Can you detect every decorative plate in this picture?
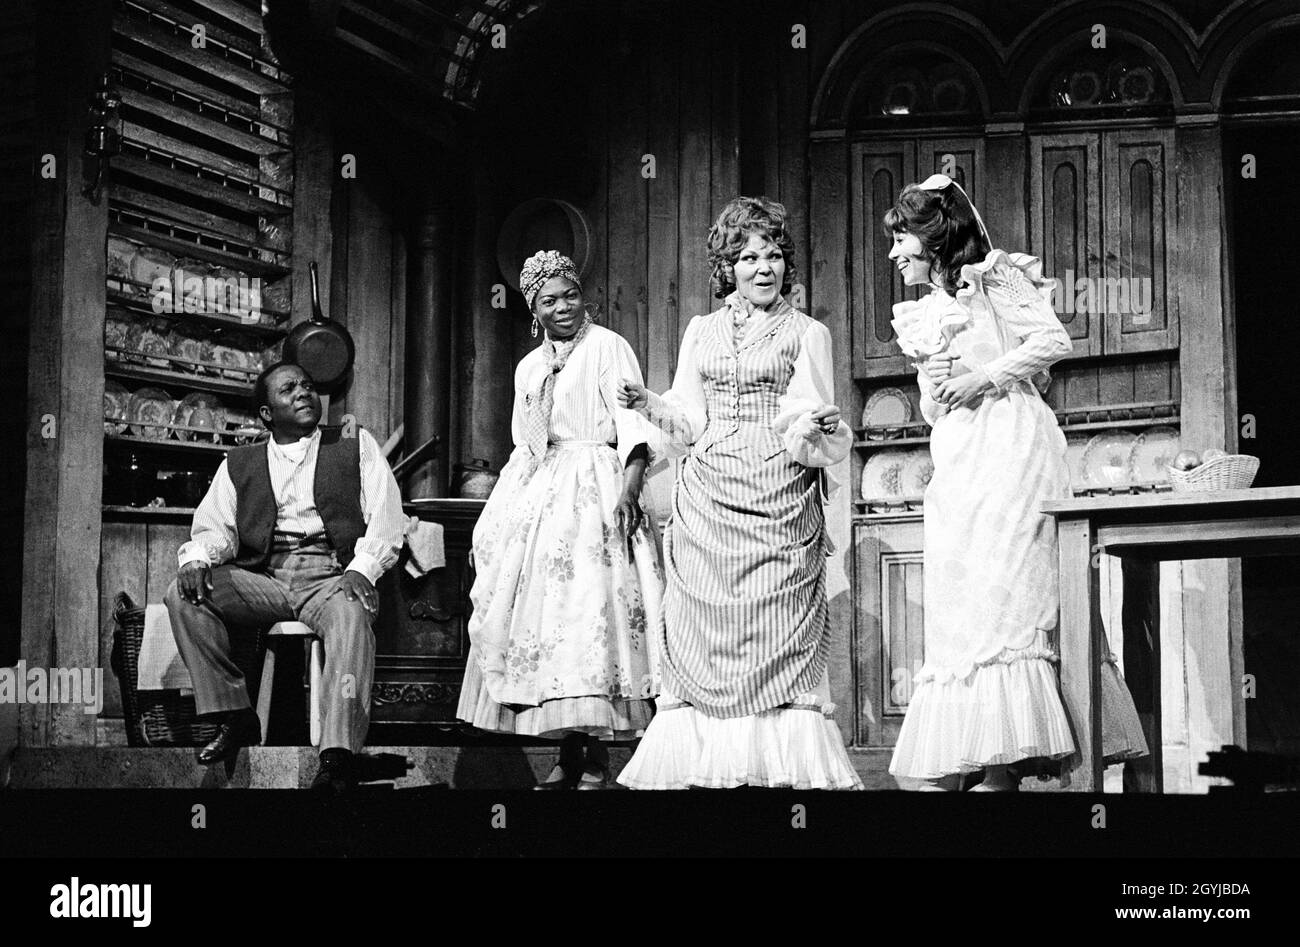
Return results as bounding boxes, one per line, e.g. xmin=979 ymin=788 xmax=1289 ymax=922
xmin=104 ymin=380 xmax=130 ymax=435
xmin=211 ymin=345 xmax=249 ymax=378
xmin=129 ymin=245 xmax=174 ymax=287
xmin=1128 ymin=426 xmax=1180 ymax=484
xmin=137 ymin=328 xmax=170 ymax=367
xmin=174 ymin=392 xmax=226 ymax=443
xmin=168 ymin=334 xmax=205 ymax=367
xmin=862 ymin=387 xmax=913 ymax=435
xmin=128 ymin=387 xmax=175 ymax=440
xmin=1081 ymin=430 xmax=1139 ymax=487
xmin=121 ymin=323 xmax=147 ymax=364
xmin=107 ymin=237 xmax=137 ymax=282
xmin=1064 ymin=432 xmax=1091 ymax=489
xmin=104 ymin=318 xmax=130 ymax=353
xmin=902 ymin=447 xmax=934 ymax=495
xmin=861 ymin=449 xmax=912 ymax=500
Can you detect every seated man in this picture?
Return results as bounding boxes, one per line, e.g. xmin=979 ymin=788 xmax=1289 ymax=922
xmin=165 ymin=362 xmax=405 ymax=792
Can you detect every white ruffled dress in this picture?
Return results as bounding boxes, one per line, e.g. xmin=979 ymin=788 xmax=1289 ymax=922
xmin=457 ymin=324 xmax=663 ymax=740
xmin=888 ymin=251 xmax=1148 ymax=782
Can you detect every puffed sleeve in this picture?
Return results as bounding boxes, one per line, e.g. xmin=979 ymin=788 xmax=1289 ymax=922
xmin=509 ymin=353 xmax=541 ymax=450
xmin=598 ymin=330 xmax=651 ymax=469
xmin=976 ymin=260 xmax=1072 ymax=392
xmin=772 ymin=319 xmax=852 ymax=471
xmin=639 ymin=316 xmax=708 ymax=458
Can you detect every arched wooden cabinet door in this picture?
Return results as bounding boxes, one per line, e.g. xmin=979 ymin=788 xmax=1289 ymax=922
xmin=850 ymin=137 xmax=984 ymax=379
xmin=1102 ymin=127 xmax=1177 ymax=354
xmin=1030 ymin=128 xmax=1178 ymax=359
xmin=1030 ymin=133 xmax=1104 ymax=358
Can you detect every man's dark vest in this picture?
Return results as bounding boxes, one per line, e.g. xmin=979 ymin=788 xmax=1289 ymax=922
xmin=226 ymin=426 xmax=365 ymax=569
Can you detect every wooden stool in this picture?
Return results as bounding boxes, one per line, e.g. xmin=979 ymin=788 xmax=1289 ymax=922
xmin=256 ymin=621 xmax=324 ymax=747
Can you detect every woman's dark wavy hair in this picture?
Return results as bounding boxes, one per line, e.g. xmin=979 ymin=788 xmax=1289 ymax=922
xmin=707 ymin=196 xmax=797 ymax=299
xmin=882 ymin=182 xmax=991 ymax=295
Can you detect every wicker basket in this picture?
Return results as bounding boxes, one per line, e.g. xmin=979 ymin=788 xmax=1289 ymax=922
xmin=1166 ymin=454 xmax=1260 ymax=492
xmin=109 ymin=591 xmax=263 ymax=747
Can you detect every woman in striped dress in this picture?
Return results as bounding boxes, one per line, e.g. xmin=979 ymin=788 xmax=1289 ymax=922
xmin=457 ymin=250 xmax=663 ymax=790
xmin=884 ymin=175 xmax=1146 ymax=790
xmin=615 ymin=197 xmax=862 ymax=789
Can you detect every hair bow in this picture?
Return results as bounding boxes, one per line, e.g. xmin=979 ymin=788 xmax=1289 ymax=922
xmin=918 ymin=173 xmax=991 ymax=245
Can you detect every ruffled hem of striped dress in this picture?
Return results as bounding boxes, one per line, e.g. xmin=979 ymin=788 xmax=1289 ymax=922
xmin=457 ymin=653 xmax=654 ymax=740
xmin=616 ymin=701 xmax=863 ymax=790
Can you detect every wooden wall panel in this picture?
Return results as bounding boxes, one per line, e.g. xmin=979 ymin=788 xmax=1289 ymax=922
xmin=778 ymin=0 xmax=812 ymax=299
xmin=1174 ymin=122 xmax=1241 ymax=779
xmin=584 ymin=43 xmax=611 ymax=336
xmin=339 ymin=172 xmax=397 ymax=439
xmin=676 ymin=24 xmax=713 ymax=333
xmin=22 ymin=0 xmax=111 ymax=747
xmin=606 ymin=36 xmax=649 ymax=366
xmin=645 ymin=6 xmax=681 ymax=391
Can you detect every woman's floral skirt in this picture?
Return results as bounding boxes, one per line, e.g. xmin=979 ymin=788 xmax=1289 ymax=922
xmin=456 ymin=442 xmax=663 ymax=738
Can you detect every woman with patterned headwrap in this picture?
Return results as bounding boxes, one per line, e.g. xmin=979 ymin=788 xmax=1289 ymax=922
xmin=456 ymin=250 xmax=663 ymax=790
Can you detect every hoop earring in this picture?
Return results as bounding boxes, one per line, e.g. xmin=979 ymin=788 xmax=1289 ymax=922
xmin=530 ymin=315 xmax=539 ymax=338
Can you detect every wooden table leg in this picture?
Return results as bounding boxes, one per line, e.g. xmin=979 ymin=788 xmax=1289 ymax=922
xmin=1057 ymin=517 xmax=1104 ymax=791
xmin=1121 ymin=557 xmax=1163 ymax=792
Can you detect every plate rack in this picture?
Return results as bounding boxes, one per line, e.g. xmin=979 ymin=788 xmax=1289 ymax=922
xmin=854 ymin=399 xmax=1184 ymax=510
xmin=102 ymin=0 xmax=293 ymax=518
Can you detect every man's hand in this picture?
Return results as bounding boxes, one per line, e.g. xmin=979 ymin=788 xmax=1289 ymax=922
xmin=332 ymin=571 xmax=379 ymax=614
xmin=933 ymin=369 xmax=993 ymax=410
xmin=612 ymin=493 xmax=643 ymax=541
xmin=617 ymin=379 xmax=648 ymax=410
xmin=177 ymin=561 xmax=214 ymax=606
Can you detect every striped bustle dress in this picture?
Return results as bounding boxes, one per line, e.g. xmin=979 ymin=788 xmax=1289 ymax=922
xmin=617 ymin=292 xmax=863 ymax=789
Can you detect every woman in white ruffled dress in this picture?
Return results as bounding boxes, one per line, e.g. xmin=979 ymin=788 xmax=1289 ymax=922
xmin=616 ymin=197 xmax=862 ymax=789
xmin=884 ymin=175 xmax=1147 ymax=790
xmin=457 ymin=250 xmax=663 ymax=790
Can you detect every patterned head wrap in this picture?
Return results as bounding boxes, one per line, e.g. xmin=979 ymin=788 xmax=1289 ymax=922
xmin=520 ymin=250 xmax=582 ymax=309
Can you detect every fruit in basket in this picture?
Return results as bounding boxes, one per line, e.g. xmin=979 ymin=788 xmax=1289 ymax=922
xmin=1202 ymin=448 xmax=1228 ymax=462
xmin=1172 ymin=450 xmax=1201 ymax=471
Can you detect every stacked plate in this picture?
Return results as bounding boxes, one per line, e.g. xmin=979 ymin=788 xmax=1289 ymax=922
xmin=1075 ymin=426 xmax=1181 ymax=488
xmin=861 ymin=387 xmax=913 ymax=438
xmin=861 ymin=447 xmax=933 ymax=501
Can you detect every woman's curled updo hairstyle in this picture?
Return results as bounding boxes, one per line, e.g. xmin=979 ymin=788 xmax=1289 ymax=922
xmin=707 ymin=196 xmax=797 ymax=299
xmin=883 ymin=182 xmax=991 ymax=296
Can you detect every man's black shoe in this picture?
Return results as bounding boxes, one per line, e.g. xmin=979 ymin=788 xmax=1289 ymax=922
xmin=311 ymin=748 xmax=357 ymax=793
xmin=194 ymin=709 xmax=261 ymax=765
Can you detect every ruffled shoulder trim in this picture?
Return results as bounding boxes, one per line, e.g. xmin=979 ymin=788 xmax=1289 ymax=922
xmin=890 ymin=289 xmax=969 ymax=359
xmin=957 ymin=249 xmax=1055 ymax=308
